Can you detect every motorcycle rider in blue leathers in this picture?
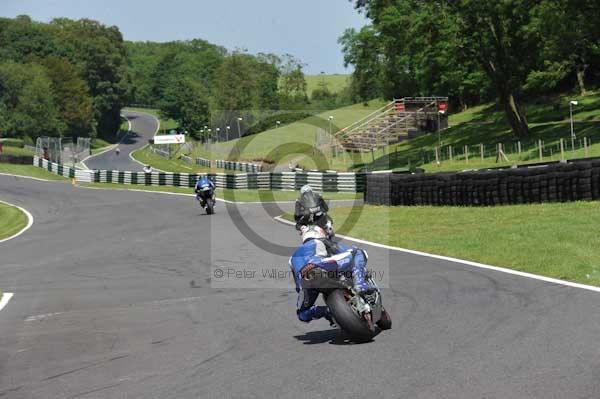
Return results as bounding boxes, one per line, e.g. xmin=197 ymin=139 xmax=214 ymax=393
xmin=195 ymin=176 xmax=215 ymax=207
xmin=289 ymin=226 xmax=371 ymax=323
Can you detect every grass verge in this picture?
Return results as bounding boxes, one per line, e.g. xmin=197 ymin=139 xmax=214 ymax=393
xmin=80 ymin=182 xmax=360 ymax=202
xmin=0 ymin=202 xmax=28 ymax=240
xmin=0 ymin=163 xmax=67 ymax=181
xmin=283 ymin=201 xmax=600 ymax=286
xmin=131 ymin=146 xmax=221 ymax=173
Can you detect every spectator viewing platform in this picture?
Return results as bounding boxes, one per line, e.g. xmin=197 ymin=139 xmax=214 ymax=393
xmin=337 ymin=97 xmax=449 ymax=151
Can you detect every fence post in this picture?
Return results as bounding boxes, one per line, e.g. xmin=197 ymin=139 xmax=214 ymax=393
xmin=538 ymin=140 xmax=543 ymax=161
xmin=465 ymin=145 xmax=469 ymax=164
xmin=517 ymin=141 xmax=522 ymax=160
xmin=435 ymin=146 xmax=440 ymax=166
xmin=560 ymin=138 xmax=565 ymax=161
xmin=449 ymin=146 xmax=453 ymax=161
xmin=584 ymin=137 xmax=589 ymax=157
xmin=480 ymin=144 xmax=484 ymax=162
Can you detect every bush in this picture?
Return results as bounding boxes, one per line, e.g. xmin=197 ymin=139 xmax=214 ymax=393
xmin=1 ymin=138 xmax=24 ymax=148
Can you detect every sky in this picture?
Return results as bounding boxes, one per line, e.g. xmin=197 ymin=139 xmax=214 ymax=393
xmin=0 ymin=0 xmax=368 ymax=74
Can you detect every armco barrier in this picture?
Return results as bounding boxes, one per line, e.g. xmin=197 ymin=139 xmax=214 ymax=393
xmin=216 ymin=160 xmax=262 ymax=172
xmin=33 ymin=156 xmax=367 ymax=192
xmin=366 ymin=161 xmax=600 ymax=206
xmin=34 ymin=156 xmax=76 ymax=178
xmin=196 ymin=157 xmax=211 ymax=167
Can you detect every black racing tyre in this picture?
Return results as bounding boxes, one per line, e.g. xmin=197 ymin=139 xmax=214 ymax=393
xmin=206 ymin=200 xmax=214 ymax=215
xmin=325 ymin=289 xmax=376 ymax=342
xmin=376 ymin=308 xmax=392 ymax=330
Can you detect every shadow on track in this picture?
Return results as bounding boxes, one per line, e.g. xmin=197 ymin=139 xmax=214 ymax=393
xmin=294 ymin=329 xmax=373 ymax=345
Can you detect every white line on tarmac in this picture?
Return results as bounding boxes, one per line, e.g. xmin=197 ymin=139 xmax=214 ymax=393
xmin=0 ymin=293 xmax=14 ymax=312
xmin=0 ymin=199 xmax=34 ymax=244
xmin=274 ymin=215 xmax=600 ymax=295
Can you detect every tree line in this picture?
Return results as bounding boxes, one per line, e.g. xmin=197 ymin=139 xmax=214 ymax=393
xmin=127 ymin=41 xmax=351 ymax=140
xmin=0 ymin=15 xmax=129 ymax=141
xmin=341 ymin=0 xmax=600 ymax=137
xmin=1 ymin=15 xmax=351 ymax=143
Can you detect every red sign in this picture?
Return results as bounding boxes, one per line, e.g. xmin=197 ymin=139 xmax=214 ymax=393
xmin=395 ymin=102 xmax=405 ymax=112
xmin=438 ymin=102 xmax=448 ymax=113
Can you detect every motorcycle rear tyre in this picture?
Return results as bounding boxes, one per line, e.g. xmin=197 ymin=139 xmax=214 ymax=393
xmin=326 ymin=289 xmax=376 ymax=342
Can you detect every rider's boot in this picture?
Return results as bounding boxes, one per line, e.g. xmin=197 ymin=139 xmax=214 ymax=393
xmin=297 ymin=305 xmax=330 ymax=323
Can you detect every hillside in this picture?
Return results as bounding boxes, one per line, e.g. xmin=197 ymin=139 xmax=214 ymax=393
xmin=304 ymin=74 xmax=350 ymax=96
xmin=362 ymin=92 xmax=600 ymax=172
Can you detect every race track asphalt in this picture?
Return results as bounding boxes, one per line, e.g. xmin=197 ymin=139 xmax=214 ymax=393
xmin=83 ymin=111 xmax=158 ymax=172
xmin=1 ymin=175 xmax=600 ymax=398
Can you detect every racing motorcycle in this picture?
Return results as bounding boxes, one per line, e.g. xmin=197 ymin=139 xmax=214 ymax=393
xmin=196 ymin=187 xmax=215 ymax=215
xmin=301 ymin=264 xmax=392 ymax=342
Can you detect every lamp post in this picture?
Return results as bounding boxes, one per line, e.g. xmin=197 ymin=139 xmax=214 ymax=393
xmin=237 ymin=117 xmax=243 ymax=139
xmin=226 ymin=126 xmax=230 ymax=141
xmin=216 ymin=128 xmax=221 ymax=143
xmin=570 ymin=100 xmax=578 ymax=155
xmin=207 ymin=128 xmax=212 ymax=144
xmin=437 ymin=111 xmax=444 ymax=148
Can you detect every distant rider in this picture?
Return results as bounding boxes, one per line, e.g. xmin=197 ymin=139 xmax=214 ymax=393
xmin=195 ymin=176 xmax=216 ymax=207
xmin=115 ymin=147 xmax=120 ymax=156
xmin=294 ymin=184 xmax=333 ymax=237
xmin=289 ymin=226 xmax=371 ymax=324
xmin=143 ymin=165 xmax=153 ymax=173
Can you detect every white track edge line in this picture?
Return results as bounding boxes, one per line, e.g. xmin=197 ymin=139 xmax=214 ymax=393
xmin=0 ymin=293 xmax=14 ymax=312
xmin=273 ymin=215 xmax=600 ymax=294
xmin=0 ymin=200 xmax=34 ymax=244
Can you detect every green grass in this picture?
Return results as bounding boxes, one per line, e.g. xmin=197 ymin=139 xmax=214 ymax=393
xmin=284 ymin=201 xmax=600 ymax=286
xmin=0 ymin=202 xmax=28 ymax=240
xmin=131 ymin=146 xmax=228 ymax=173
xmin=304 ymin=74 xmax=350 ymax=97
xmin=81 ymin=182 xmax=360 ymax=202
xmin=190 ymin=99 xmax=386 ymax=169
xmin=0 ymin=163 xmax=68 ymax=180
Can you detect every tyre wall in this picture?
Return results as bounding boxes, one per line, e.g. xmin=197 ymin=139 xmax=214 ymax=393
xmin=365 ymin=162 xmax=600 ymax=206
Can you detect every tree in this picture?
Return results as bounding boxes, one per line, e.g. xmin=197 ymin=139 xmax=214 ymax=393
xmin=159 ymin=78 xmax=210 ymax=139
xmin=214 ymin=53 xmax=258 ymax=111
xmin=256 ymin=53 xmax=281 ymax=110
xmin=0 ymin=62 xmax=63 ymax=138
xmin=529 ymin=0 xmax=600 ymax=96
xmin=49 ymin=18 xmax=129 ymax=137
xmin=279 ymin=55 xmax=308 ymax=109
xmin=39 ymin=56 xmax=95 ymax=138
xmin=340 ymin=27 xmax=384 ymax=102
xmin=352 ymin=0 xmax=537 ymax=137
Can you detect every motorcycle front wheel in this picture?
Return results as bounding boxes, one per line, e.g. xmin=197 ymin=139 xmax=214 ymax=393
xmin=325 ymin=289 xmax=376 ymax=342
xmin=206 ymin=199 xmax=214 ymax=215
